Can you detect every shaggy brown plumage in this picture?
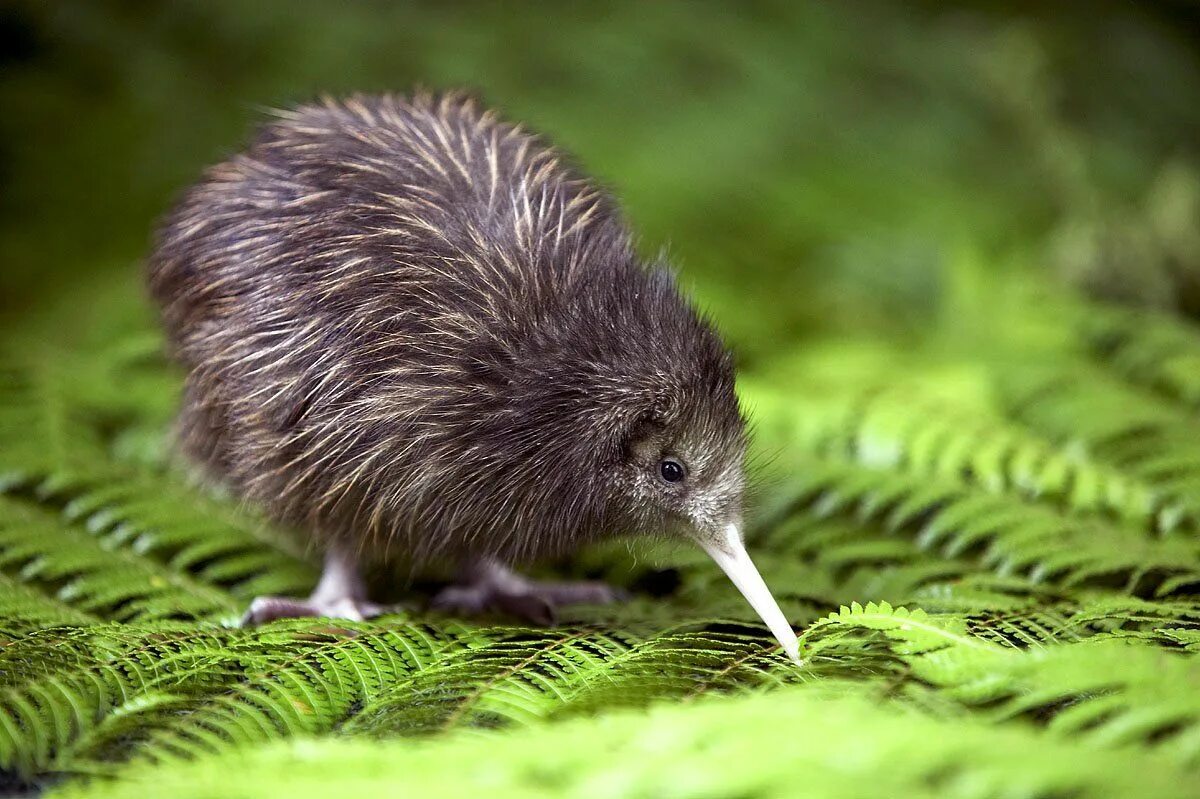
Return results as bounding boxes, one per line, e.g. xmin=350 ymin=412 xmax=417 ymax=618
xmin=149 ymin=92 xmax=797 ymax=661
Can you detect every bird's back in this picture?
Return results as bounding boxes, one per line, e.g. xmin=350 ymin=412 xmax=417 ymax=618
xmin=148 ymin=92 xmax=671 ymax=562
xmin=151 ymin=92 xmax=630 ymax=362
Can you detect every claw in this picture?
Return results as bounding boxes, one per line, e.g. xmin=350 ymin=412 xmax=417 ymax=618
xmin=240 ymin=595 xmax=386 ymax=625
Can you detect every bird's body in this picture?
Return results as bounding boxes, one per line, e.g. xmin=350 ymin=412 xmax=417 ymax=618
xmin=150 ymin=92 xmax=799 ymax=662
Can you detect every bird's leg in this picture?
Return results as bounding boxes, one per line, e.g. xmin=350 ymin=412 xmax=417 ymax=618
xmin=241 ymin=546 xmax=384 ymax=625
xmin=430 ymin=558 xmax=626 ymax=625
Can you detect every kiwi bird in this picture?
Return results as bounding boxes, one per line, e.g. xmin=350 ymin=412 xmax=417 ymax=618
xmin=148 ymin=92 xmax=799 ymax=663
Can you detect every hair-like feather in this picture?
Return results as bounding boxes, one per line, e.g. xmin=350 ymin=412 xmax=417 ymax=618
xmin=149 ymin=91 xmax=745 ymax=567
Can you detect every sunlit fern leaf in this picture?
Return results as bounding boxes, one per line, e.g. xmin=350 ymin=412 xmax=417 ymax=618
xmin=776 ymin=460 xmax=1200 ymax=598
xmin=543 ymin=623 xmax=803 ymax=719
xmin=1000 ymin=363 xmax=1200 ymax=530
xmin=52 ymin=687 xmax=1199 ymax=799
xmin=1060 ymin=595 xmax=1200 ymax=647
xmin=1157 ymin=628 xmax=1200 ymax=651
xmin=1082 ymin=304 xmax=1200 ymax=411
xmin=964 ymin=603 xmax=1084 ymax=647
xmin=340 ymin=627 xmax=641 ymax=736
xmin=0 ymin=624 xmax=244 ymax=776
xmin=804 ymin=601 xmax=1200 ymax=764
xmin=0 ymin=497 xmax=237 ymax=622
xmin=307 ymin=622 xmax=805 ymax=740
xmin=9 ymin=470 xmax=316 ymax=601
xmin=803 ymin=601 xmax=998 ymax=656
xmin=132 ymin=620 xmax=480 ymax=763
xmin=779 ymin=386 xmax=1168 ymax=531
xmin=1 ymin=619 xmax=485 ymax=778
xmin=907 ymin=581 xmax=1199 ymax=647
xmin=0 ymin=575 xmax=99 ymax=630
xmin=0 ymin=627 xmax=116 ymax=689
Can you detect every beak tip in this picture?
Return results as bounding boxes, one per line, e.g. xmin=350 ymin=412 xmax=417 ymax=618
xmin=777 ymin=628 xmax=803 ymax=666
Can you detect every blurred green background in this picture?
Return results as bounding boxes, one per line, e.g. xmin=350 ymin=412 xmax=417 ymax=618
xmin=4 ymin=1 xmax=1199 ymax=360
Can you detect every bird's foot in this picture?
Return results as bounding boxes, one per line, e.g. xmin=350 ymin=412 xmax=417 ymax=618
xmin=240 ymin=594 xmax=386 ymax=625
xmin=430 ymin=560 xmax=627 ymax=625
xmin=240 ymin=546 xmax=384 ymax=626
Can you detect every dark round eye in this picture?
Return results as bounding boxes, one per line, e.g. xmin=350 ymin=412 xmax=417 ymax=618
xmin=658 ymin=457 xmax=686 ymax=484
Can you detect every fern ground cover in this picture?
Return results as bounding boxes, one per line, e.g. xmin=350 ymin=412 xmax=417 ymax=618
xmin=4 ymin=2 xmax=1200 ymax=797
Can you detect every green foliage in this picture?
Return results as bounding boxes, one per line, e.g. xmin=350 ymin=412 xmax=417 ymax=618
xmin=49 ymin=687 xmax=1200 ymax=799
xmin=4 ymin=285 xmax=1200 ymax=797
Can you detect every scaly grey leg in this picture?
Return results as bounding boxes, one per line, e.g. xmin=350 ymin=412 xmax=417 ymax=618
xmin=241 ymin=547 xmax=384 ymax=625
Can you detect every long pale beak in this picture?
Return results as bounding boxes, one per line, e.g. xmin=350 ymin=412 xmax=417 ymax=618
xmin=699 ymin=522 xmax=802 ymax=665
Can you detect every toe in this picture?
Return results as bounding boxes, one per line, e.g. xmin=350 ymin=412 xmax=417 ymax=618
xmin=241 ymin=596 xmax=317 ymax=626
xmin=356 ymin=600 xmax=389 ymax=619
xmin=430 ymin=584 xmax=557 ymax=625
xmin=323 ymin=597 xmax=366 ymax=621
xmin=241 ymin=596 xmax=389 ymax=625
xmin=496 ymin=592 xmax=556 ymax=626
xmin=430 ymin=585 xmax=488 ymax=615
xmin=541 ymin=582 xmax=630 ymax=606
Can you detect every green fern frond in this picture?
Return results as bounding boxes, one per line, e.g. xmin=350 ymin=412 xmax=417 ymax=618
xmin=0 ymin=574 xmax=99 ymax=630
xmin=804 ymin=601 xmax=1200 ymax=763
xmin=0 ymin=623 xmax=242 ymax=776
xmin=13 ymin=470 xmax=315 ymax=602
xmin=0 ymin=497 xmax=237 ymax=623
xmin=1062 ymin=595 xmax=1200 ymax=646
xmin=781 ymin=386 xmax=1170 ymax=531
xmin=341 ymin=627 xmax=638 ymax=736
xmin=133 ymin=620 xmax=478 ymax=762
xmin=0 ymin=351 xmax=106 ymax=479
xmin=775 ymin=460 xmax=1200 ymax=598
xmin=1000 ymin=364 xmax=1200 ymax=521
xmin=1082 ymin=304 xmax=1200 ymax=410
xmin=51 ymin=687 xmax=1199 ymax=799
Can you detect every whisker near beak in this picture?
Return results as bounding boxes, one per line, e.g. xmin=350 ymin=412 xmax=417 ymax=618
xmin=698 ymin=522 xmax=802 ymax=665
